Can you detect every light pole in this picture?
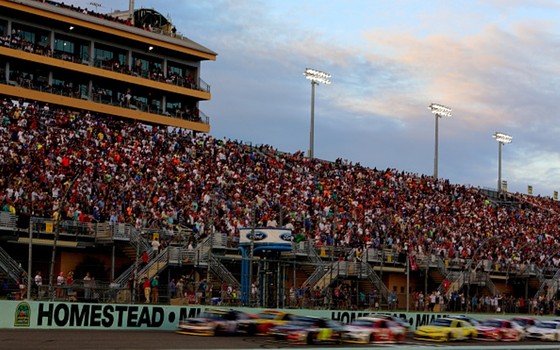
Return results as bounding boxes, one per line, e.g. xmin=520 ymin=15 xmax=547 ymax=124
xmin=304 ymin=68 xmax=331 ymax=159
xmin=248 ymin=201 xmax=257 ymax=306
xmin=493 ymin=132 xmax=513 ymax=195
xmin=429 ymin=103 xmax=452 ymax=179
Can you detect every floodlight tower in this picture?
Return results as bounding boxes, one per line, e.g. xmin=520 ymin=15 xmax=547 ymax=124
xmin=493 ymin=132 xmax=513 ymax=195
xmin=304 ymin=68 xmax=331 ymax=159
xmin=429 ymin=103 xmax=452 ymax=179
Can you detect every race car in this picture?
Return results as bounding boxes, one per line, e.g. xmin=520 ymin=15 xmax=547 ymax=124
xmin=475 ymin=318 xmax=524 ymax=341
xmin=342 ymin=317 xmax=406 ymax=343
xmin=511 ymin=317 xmax=538 ymax=330
xmin=270 ymin=316 xmax=346 ymax=345
xmin=446 ymin=314 xmax=481 ymax=326
xmin=414 ymin=317 xmax=477 ymax=342
xmin=370 ymin=314 xmax=411 ymax=331
xmin=177 ymin=308 xmax=257 ymax=336
xmin=253 ymin=310 xmax=298 ymax=335
xmin=526 ymin=321 xmax=560 ymax=341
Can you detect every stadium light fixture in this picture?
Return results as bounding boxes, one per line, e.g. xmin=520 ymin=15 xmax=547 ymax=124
xmin=304 ymin=68 xmax=331 ymax=159
xmin=429 ymin=103 xmax=452 ymax=178
xmin=493 ymin=132 xmax=513 ymax=195
xmin=493 ymin=132 xmax=512 ymax=144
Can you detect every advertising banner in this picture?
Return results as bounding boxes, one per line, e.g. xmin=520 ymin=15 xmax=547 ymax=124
xmin=238 ymin=228 xmax=292 ymax=246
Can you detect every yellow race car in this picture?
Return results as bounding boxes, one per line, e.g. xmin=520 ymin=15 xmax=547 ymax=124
xmin=254 ymin=310 xmax=298 ymax=335
xmin=414 ymin=317 xmax=477 ymax=342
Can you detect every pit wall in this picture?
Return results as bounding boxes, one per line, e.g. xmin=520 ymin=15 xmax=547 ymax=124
xmin=2 ymin=300 xmax=556 ymax=331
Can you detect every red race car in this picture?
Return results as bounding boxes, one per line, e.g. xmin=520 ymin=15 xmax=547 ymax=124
xmin=476 ymin=318 xmax=524 ymax=341
xmin=342 ymin=317 xmax=406 ymax=344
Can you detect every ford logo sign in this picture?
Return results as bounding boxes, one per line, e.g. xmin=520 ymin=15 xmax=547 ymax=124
xmin=279 ymin=233 xmax=293 ymax=241
xmin=246 ymin=231 xmax=267 ymax=241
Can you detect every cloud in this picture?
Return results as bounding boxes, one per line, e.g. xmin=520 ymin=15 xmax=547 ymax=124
xmin=194 ymin=1 xmax=560 ymax=195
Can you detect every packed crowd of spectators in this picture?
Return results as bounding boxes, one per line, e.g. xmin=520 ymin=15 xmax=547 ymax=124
xmin=0 ymin=98 xmax=560 ymax=265
xmin=2 ymin=98 xmax=560 ymax=295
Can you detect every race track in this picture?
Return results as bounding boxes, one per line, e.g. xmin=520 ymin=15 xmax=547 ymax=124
xmin=3 ymin=330 xmax=560 ymax=350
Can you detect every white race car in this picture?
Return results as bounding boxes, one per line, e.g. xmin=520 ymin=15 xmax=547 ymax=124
xmin=526 ymin=321 xmax=560 ymax=341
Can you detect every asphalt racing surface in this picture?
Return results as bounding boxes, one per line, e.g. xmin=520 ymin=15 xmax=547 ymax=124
xmin=3 ymin=330 xmax=560 ymax=350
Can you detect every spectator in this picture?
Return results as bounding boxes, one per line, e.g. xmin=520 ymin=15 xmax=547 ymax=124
xmin=56 ymin=271 xmax=65 ymax=299
xmin=141 ymin=251 xmax=149 ymax=267
xmin=151 ymin=238 xmax=160 ymax=255
xmin=18 ymin=271 xmax=26 ymax=300
xmin=168 ymin=278 xmax=176 ymax=299
xmin=83 ymin=272 xmax=92 ymax=300
xmin=151 ymin=276 xmax=159 ymax=303
xmin=176 ymin=278 xmax=184 ymax=301
xmin=127 ymin=274 xmax=135 ymax=303
xmin=34 ymin=271 xmax=42 ymax=298
xmin=142 ymin=276 xmax=151 ymax=303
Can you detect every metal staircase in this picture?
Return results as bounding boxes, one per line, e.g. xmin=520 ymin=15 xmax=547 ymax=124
xmin=304 ymin=262 xmax=335 ymax=290
xmin=0 ymin=245 xmax=26 ymax=283
xmin=441 ymin=265 xmax=500 ymax=300
xmin=536 ymin=267 xmax=560 ymax=300
xmin=440 ymin=270 xmax=467 ymax=298
xmin=304 ymin=240 xmax=325 ymax=265
xmin=136 ymin=247 xmax=170 ymax=281
xmin=484 ymin=274 xmax=499 ymax=296
xmin=361 ymin=262 xmax=390 ymax=304
xmin=113 ymin=263 xmax=136 ymax=287
xmin=119 ymin=233 xmax=234 ymax=288
xmin=184 ymin=234 xmax=227 ymax=266
xmin=303 ymin=260 xmax=389 ymax=303
xmin=209 ymin=254 xmax=240 ymax=290
xmin=112 ymin=229 xmax=162 ymax=287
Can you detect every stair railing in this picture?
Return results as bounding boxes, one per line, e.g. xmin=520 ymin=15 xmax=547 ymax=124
xmin=0 ymin=245 xmax=26 ymax=283
xmin=536 ymin=266 xmax=560 ymax=300
xmin=136 ymin=247 xmax=170 ymax=281
xmin=209 ymin=254 xmax=241 ymax=290
xmin=360 ymin=261 xmax=390 ymax=303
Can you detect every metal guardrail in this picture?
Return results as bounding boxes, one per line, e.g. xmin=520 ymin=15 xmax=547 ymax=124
xmin=306 ymin=241 xmax=325 ymax=265
xmin=0 ymin=77 xmax=210 ymax=126
xmin=0 ymin=212 xmax=16 ymax=229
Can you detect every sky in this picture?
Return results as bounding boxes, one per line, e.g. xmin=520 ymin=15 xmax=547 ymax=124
xmin=68 ymin=0 xmax=560 ymax=197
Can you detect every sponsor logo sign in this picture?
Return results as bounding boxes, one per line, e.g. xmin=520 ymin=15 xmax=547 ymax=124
xmin=14 ymin=302 xmax=30 ymax=327
xmin=239 ymin=228 xmax=292 ymax=245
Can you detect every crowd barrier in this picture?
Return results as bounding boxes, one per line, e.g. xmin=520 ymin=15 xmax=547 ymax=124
xmin=3 ymin=300 xmax=558 ymax=331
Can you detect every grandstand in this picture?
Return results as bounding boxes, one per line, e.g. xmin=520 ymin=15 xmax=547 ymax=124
xmin=1 ymin=0 xmax=560 ymax=315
